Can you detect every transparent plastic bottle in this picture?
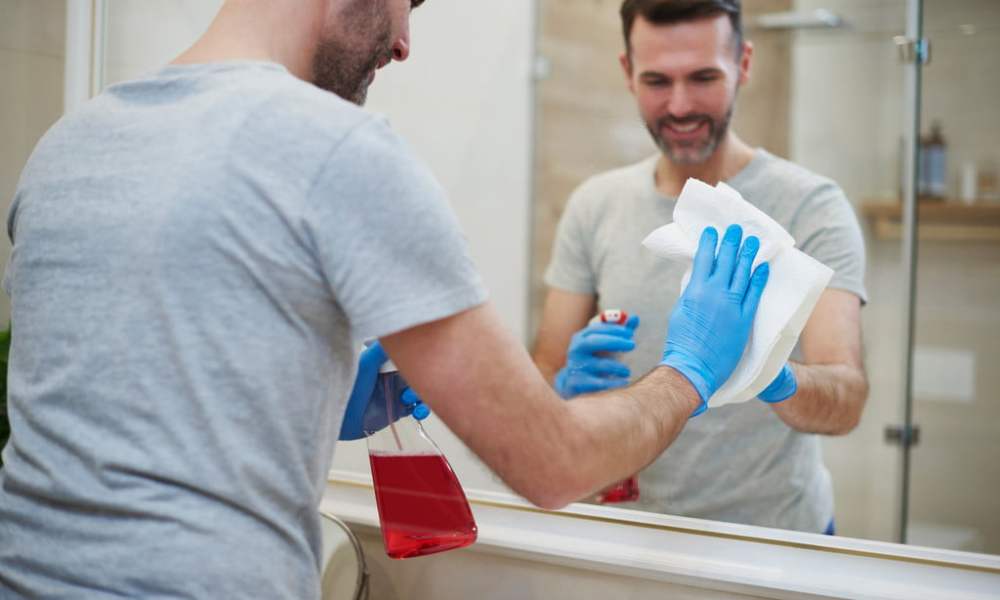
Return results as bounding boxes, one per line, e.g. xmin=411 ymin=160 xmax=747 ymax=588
xmin=594 ymin=309 xmax=640 ymax=505
xmin=365 ymin=358 xmax=477 ymax=559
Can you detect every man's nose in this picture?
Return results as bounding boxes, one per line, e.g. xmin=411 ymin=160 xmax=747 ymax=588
xmin=392 ymin=36 xmax=410 ymax=62
xmin=666 ymin=83 xmax=694 ymax=117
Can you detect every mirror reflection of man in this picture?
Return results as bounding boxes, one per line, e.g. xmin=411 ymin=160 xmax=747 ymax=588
xmin=533 ymin=0 xmax=869 ymax=534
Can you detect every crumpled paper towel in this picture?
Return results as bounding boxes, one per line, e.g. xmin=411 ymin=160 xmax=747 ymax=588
xmin=642 ymin=178 xmax=833 ymax=407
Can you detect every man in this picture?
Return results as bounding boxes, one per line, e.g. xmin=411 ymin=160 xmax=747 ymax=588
xmin=0 ymin=0 xmax=770 ymax=597
xmin=533 ymin=0 xmax=869 ymax=534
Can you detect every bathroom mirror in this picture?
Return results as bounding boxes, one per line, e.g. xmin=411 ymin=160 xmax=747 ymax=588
xmin=1 ymin=0 xmax=996 ymax=564
xmin=530 ymin=0 xmax=1000 ymax=554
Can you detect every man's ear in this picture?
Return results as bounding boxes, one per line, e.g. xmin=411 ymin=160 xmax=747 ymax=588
xmin=619 ymin=52 xmax=636 ymax=94
xmin=738 ymin=40 xmax=753 ymax=86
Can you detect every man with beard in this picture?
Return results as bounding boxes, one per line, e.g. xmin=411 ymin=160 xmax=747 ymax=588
xmin=533 ymin=0 xmax=869 ymax=534
xmin=0 ymin=0 xmax=774 ymax=597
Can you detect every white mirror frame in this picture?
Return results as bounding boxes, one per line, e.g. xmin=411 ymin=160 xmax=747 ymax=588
xmin=325 ymin=471 xmax=1000 ymax=599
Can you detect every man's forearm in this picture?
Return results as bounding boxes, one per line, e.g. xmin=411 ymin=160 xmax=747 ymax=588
xmin=770 ymin=362 xmax=868 ymax=435
xmin=553 ymin=366 xmax=701 ymax=502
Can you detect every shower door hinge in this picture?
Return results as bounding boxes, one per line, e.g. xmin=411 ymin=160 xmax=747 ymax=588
xmin=894 ymin=37 xmax=932 ymax=65
xmin=884 ymin=424 xmax=921 ymax=447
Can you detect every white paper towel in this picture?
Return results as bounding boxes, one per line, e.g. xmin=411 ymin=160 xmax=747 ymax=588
xmin=642 ymin=178 xmax=833 ymax=407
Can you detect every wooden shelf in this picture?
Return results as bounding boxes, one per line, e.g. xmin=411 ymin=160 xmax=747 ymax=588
xmin=860 ymin=199 xmax=1000 ymax=241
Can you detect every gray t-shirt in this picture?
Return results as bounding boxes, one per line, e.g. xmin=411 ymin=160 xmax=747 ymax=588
xmin=545 ymin=151 xmax=867 ymax=532
xmin=0 ymin=62 xmax=487 ymax=598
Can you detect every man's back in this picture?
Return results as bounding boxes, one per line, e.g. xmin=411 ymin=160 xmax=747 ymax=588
xmin=0 ymin=61 xmax=486 ymax=598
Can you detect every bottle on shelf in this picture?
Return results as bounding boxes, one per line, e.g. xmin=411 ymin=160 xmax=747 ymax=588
xmin=919 ymin=121 xmax=947 ymax=201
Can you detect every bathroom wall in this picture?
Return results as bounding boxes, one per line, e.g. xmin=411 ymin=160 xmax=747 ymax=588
xmin=102 ymin=0 xmax=223 ymax=85
xmin=0 ymin=0 xmax=67 ymax=323
xmin=328 ymin=0 xmax=536 ymax=495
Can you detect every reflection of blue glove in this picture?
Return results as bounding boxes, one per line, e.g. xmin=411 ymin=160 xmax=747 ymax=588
xmin=758 ymin=363 xmax=797 ymax=403
xmin=339 ymin=341 xmax=430 ymax=441
xmin=660 ymin=225 xmax=770 ymax=416
xmin=554 ymin=315 xmax=640 ymax=399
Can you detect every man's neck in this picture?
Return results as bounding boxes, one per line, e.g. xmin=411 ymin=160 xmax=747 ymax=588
xmin=654 ymin=132 xmax=755 ymax=197
xmin=171 ymin=0 xmax=324 ymax=83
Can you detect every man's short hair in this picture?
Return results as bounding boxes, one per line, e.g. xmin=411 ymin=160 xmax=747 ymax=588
xmin=620 ymin=0 xmax=743 ymax=59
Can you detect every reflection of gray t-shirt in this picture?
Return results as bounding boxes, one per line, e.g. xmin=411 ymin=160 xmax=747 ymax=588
xmin=0 ymin=62 xmax=487 ymax=599
xmin=545 ymin=151 xmax=867 ymax=532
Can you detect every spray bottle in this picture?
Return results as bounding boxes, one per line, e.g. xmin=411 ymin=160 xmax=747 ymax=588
xmin=365 ymin=355 xmax=478 ymax=558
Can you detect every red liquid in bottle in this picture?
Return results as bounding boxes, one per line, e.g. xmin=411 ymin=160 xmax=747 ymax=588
xmin=598 ymin=475 xmax=640 ymax=504
xmin=369 ymin=452 xmax=478 ymax=559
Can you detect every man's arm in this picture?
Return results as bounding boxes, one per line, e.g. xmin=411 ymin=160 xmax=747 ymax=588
xmin=381 ymin=302 xmax=699 ymax=510
xmin=531 ymin=289 xmax=596 ymax=384
xmin=382 ymin=224 xmax=767 ymax=510
xmin=768 ymin=289 xmax=868 ymax=435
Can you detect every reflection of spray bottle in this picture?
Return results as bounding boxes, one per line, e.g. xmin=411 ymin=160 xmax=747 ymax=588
xmin=365 ymin=356 xmax=477 ymax=559
xmin=595 ymin=309 xmax=640 ymax=505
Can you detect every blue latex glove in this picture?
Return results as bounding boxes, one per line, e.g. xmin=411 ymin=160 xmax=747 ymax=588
xmin=338 ymin=341 xmax=429 ymax=441
xmin=758 ymin=363 xmax=797 ymax=403
xmin=660 ymin=225 xmax=770 ymax=416
xmin=554 ymin=315 xmax=640 ymax=399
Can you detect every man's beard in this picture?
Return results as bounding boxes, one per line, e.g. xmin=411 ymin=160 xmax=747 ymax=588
xmin=312 ymin=3 xmax=392 ymax=105
xmin=647 ymin=102 xmax=735 ymax=165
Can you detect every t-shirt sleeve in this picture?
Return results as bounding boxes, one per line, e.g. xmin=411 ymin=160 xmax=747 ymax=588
xmin=543 ymin=187 xmax=598 ymax=294
xmin=304 ymin=116 xmax=488 ymax=341
xmin=794 ymin=183 xmax=869 ymax=304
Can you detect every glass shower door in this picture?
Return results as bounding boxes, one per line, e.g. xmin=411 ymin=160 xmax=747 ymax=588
xmin=783 ymin=0 xmax=915 ymax=544
xmin=904 ymin=0 xmax=1000 ymax=554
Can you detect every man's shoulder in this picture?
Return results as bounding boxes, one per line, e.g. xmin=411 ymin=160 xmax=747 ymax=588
xmin=255 ymin=73 xmax=378 ymax=141
xmin=736 ymin=150 xmax=859 ymax=233
xmin=747 ymin=150 xmax=843 ymax=203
